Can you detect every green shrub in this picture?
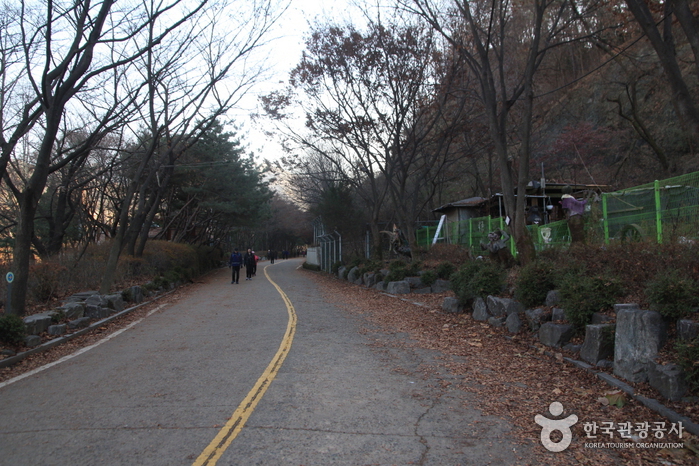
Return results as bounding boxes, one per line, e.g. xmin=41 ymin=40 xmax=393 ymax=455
xmin=676 ymin=337 xmax=699 ymax=393
xmin=645 ymin=271 xmax=699 ymax=320
xmin=0 ymin=314 xmax=26 ymax=346
xmin=420 ymin=270 xmax=437 ymax=287
xmin=450 ymin=260 xmax=506 ymax=305
xmin=436 ymin=262 xmax=456 ymax=280
xmin=406 ymin=261 xmax=423 ymax=276
xmin=515 ymin=260 xmax=557 ymax=308
xmin=383 ymin=267 xmax=407 ymax=283
xmin=558 ymin=271 xmax=624 ymax=329
xmin=331 ymin=261 xmax=343 ymax=275
xmin=389 ymin=260 xmax=407 ymax=271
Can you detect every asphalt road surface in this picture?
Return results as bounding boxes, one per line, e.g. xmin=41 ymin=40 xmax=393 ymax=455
xmin=0 ymin=258 xmax=530 ymax=465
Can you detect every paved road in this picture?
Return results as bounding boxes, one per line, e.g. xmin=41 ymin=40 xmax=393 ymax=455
xmin=0 ymin=258 xmax=529 ymax=465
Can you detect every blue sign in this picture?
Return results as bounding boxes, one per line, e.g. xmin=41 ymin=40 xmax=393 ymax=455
xmin=6 ymin=272 xmax=14 ymax=283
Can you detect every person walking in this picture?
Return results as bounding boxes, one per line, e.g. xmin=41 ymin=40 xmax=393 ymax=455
xmin=229 ymin=248 xmax=242 ymax=284
xmin=244 ymin=248 xmax=255 ymax=280
xmin=252 ymin=251 xmax=259 ymax=277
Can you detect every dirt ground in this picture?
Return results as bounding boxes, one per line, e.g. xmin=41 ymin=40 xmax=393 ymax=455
xmin=302 ymin=269 xmax=699 ymax=466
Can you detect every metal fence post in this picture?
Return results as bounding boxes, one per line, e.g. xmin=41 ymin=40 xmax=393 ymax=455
xmin=602 ymin=192 xmax=609 ymax=245
xmin=654 ymin=179 xmax=663 ymax=244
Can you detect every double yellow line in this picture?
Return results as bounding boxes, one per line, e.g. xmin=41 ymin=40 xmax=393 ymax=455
xmin=193 ymin=264 xmax=297 ymax=465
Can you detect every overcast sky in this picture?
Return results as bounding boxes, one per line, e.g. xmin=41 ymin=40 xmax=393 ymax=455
xmin=231 ymin=0 xmax=362 ymax=163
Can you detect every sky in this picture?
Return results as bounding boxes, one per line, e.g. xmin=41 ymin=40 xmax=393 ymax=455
xmin=230 ymin=0 xmax=361 ymax=164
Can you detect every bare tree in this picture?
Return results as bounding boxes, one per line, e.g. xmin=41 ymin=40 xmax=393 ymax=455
xmin=404 ymin=0 xmax=607 ymax=263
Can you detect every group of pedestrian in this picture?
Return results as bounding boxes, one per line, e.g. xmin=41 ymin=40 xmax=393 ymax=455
xmin=228 ymin=248 xmax=259 ymax=284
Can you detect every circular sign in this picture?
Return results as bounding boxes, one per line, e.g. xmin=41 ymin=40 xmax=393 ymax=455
xmin=6 ymin=272 xmax=14 ymax=283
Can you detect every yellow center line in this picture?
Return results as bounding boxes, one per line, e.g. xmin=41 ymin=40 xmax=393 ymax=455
xmin=193 ymin=264 xmax=297 ymax=466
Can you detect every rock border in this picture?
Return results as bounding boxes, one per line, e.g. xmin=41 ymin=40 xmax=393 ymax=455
xmin=0 ymin=287 xmax=178 ymax=370
xmin=378 ymin=289 xmax=699 ymax=438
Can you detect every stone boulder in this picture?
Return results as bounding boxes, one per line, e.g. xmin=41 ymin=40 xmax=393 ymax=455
xmin=23 ymin=313 xmax=54 ymax=335
xmin=48 ymin=324 xmax=67 ymax=336
xmin=64 ymin=291 xmax=98 ymax=303
xmin=580 ymin=324 xmax=615 ymax=365
xmin=442 ymin=297 xmax=463 ymax=314
xmin=85 ymin=295 xmax=108 ymax=308
xmin=405 ymin=277 xmax=423 ymax=288
xmin=539 ymin=322 xmax=574 ymax=348
xmin=61 ymin=302 xmax=85 ymax=320
xmin=488 ymin=316 xmax=507 ymax=327
xmin=525 ymin=308 xmax=548 ymax=332
xmin=24 ymin=335 xmax=41 ymax=348
xmin=68 ymin=317 xmax=91 ymax=329
xmin=614 ymin=309 xmax=668 ymax=383
xmin=337 ymin=266 xmax=347 ymax=280
xmin=430 ymin=279 xmax=451 ymax=293
xmin=105 ymin=294 xmax=125 ymax=313
xmin=347 ymin=267 xmax=361 ymax=283
xmin=374 ymin=281 xmax=387 ymax=292
xmin=677 ymin=319 xmax=699 ymax=341
xmin=472 ymin=298 xmax=490 ymax=321
xmin=486 ymin=296 xmax=524 ymax=317
xmin=647 ymin=363 xmax=687 ymax=401
xmin=386 ymin=281 xmax=410 ymax=295
xmin=506 ymin=312 xmax=524 ymax=333
xmin=545 ymin=290 xmax=562 ymax=307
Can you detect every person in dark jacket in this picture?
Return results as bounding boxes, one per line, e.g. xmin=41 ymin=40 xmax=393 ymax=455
xmin=244 ymin=248 xmax=255 ymax=280
xmin=229 ymin=248 xmax=242 ymax=284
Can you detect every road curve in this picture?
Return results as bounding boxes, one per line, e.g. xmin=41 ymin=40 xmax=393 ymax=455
xmin=0 ymin=258 xmax=528 ymax=465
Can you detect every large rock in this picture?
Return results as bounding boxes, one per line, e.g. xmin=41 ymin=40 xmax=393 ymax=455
xmin=386 ymin=281 xmax=410 ymax=295
xmin=486 ymin=296 xmax=524 ymax=317
xmin=61 ymin=302 xmax=85 ymax=320
xmin=24 ymin=335 xmax=41 ymax=348
xmin=677 ymin=319 xmax=699 ymax=341
xmin=23 ymin=313 xmax=53 ymax=335
xmin=64 ymin=291 xmax=98 ymax=303
xmin=472 ymin=298 xmax=490 ymax=321
xmin=614 ymin=309 xmax=668 ymax=383
xmin=337 ymin=266 xmax=347 ymax=280
xmin=539 ymin=322 xmax=574 ymax=348
xmin=488 ymin=316 xmax=507 ymax=327
xmin=105 ymin=294 xmax=125 ymax=313
xmin=430 ymin=279 xmax=451 ymax=293
xmin=545 ymin=290 xmax=562 ymax=307
xmin=580 ymin=324 xmax=615 ymax=365
xmin=405 ymin=277 xmax=423 ymax=288
xmin=614 ymin=303 xmax=640 ymax=313
xmin=85 ymin=295 xmax=108 ymax=308
xmin=48 ymin=324 xmax=67 ymax=336
xmin=525 ymin=308 xmax=548 ymax=331
xmin=373 ymin=281 xmax=387 ymax=291
xmin=442 ymin=297 xmax=463 ymax=314
xmin=364 ymin=273 xmax=380 ymax=288
xmin=647 ymin=363 xmax=687 ymax=401
xmin=347 ymin=267 xmax=361 ymax=283
xmin=68 ymin=317 xmax=91 ymax=329
xmin=506 ymin=312 xmax=524 ymax=333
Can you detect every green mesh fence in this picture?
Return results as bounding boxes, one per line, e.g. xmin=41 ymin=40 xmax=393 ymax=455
xmin=603 ymin=172 xmax=699 ymax=244
xmin=416 ymin=170 xmax=699 ymax=253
